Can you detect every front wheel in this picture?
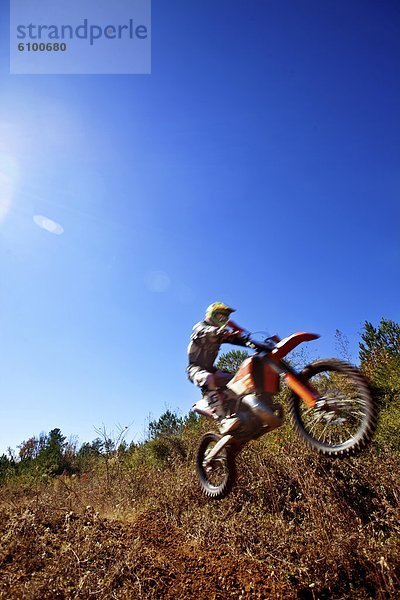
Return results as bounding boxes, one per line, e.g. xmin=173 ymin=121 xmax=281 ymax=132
xmin=196 ymin=432 xmax=236 ymax=499
xmin=288 ymin=359 xmax=378 ymax=457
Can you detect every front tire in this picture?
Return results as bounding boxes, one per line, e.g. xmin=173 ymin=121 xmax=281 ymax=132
xmin=288 ymin=359 xmax=377 ymax=457
xmin=196 ymin=432 xmax=236 ymax=499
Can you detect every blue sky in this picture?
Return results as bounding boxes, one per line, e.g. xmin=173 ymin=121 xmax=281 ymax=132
xmin=0 ymin=0 xmax=399 ymax=454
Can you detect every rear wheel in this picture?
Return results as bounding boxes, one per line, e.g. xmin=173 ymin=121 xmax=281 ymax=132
xmin=196 ymin=432 xmax=236 ymax=499
xmin=288 ymin=359 xmax=377 ymax=457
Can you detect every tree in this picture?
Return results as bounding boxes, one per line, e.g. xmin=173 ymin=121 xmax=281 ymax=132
xmin=36 ymin=428 xmax=68 ymax=476
xmin=359 ymin=318 xmax=400 ymax=394
xmin=0 ymin=454 xmax=15 ymax=484
xmin=182 ymin=410 xmax=200 ymax=429
xmin=78 ymin=438 xmax=104 ymax=458
xmin=216 ymin=349 xmax=249 ymax=374
xmin=92 ymin=424 xmax=130 ymax=457
xmin=18 ymin=437 xmax=39 ymax=461
xmin=148 ymin=409 xmax=184 ymax=440
xmin=359 ymin=319 xmax=400 ymax=364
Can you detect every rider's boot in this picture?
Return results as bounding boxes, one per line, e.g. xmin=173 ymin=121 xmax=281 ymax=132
xmin=218 ymin=415 xmax=240 ymax=435
xmin=208 ymin=390 xmax=240 ymax=435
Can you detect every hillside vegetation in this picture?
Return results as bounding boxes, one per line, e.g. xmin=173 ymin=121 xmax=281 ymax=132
xmin=0 ymin=319 xmax=399 ymax=599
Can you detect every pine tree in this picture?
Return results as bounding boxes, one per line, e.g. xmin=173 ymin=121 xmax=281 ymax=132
xmin=359 ymin=319 xmax=400 ymax=364
xmin=216 ymin=349 xmax=249 ymax=373
xmin=359 ymin=318 xmax=400 ymax=394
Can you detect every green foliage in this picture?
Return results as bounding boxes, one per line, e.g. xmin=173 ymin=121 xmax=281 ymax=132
xmin=359 ymin=318 xmax=400 ymax=364
xmin=76 ymin=438 xmax=105 ymax=472
xmin=216 ymin=349 xmax=249 ymax=373
xmin=182 ymin=410 xmax=200 ymax=430
xmin=34 ymin=428 xmax=68 ymax=476
xmin=357 ymin=319 xmax=400 ymax=450
xmin=139 ymin=409 xmax=200 ymax=467
xmin=359 ymin=318 xmax=400 ymax=397
xmin=78 ymin=438 xmax=104 ymax=459
xmin=1 ymin=428 xmax=79 ymax=484
xmin=374 ymin=397 xmax=400 ymax=452
xmin=148 ymin=409 xmax=184 ymax=440
xmin=122 ymin=409 xmax=201 ymax=470
xmin=0 ymin=453 xmax=16 ymax=484
xmin=143 ymin=437 xmax=186 ymax=467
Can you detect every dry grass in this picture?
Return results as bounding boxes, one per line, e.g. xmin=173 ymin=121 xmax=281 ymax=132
xmin=0 ymin=417 xmax=399 ymax=599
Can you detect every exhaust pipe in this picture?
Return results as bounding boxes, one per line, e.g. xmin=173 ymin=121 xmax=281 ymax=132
xmin=242 ymin=395 xmax=283 ymax=431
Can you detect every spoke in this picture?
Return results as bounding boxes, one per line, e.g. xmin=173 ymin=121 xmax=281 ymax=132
xmin=205 ymin=445 xmax=229 ymax=487
xmin=342 ymin=425 xmax=355 ymax=440
xmin=341 ymin=410 xmax=365 ymax=423
xmin=299 ymin=366 xmax=369 ymax=449
xmin=306 ymin=413 xmax=325 ymax=436
xmin=345 ymin=399 xmax=366 ymax=407
xmin=327 ymin=427 xmax=333 ymax=445
xmin=307 ymin=411 xmax=324 ymax=427
xmin=317 ymin=422 xmax=330 ymax=442
xmin=346 ymin=410 xmax=366 ymax=418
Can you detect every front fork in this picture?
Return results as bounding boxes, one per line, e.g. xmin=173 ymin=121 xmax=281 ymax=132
xmin=265 ymin=356 xmax=319 ymax=409
xmin=283 ymin=372 xmax=318 ymax=408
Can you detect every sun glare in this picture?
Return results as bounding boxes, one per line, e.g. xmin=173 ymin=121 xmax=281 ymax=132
xmin=0 ymin=155 xmax=18 ymax=223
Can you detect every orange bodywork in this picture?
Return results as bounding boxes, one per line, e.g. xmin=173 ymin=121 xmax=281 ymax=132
xmin=284 ymin=373 xmax=317 ymax=408
xmin=229 ymin=357 xmax=256 ymax=394
xmin=272 ymin=332 xmax=320 ymax=359
xmin=263 ymin=359 xmax=280 ymax=393
xmin=229 ymin=356 xmax=281 ymax=394
xmin=228 ymin=332 xmax=320 ymax=404
xmin=264 ymin=332 xmax=320 ymax=395
xmin=271 ymin=333 xmax=320 ymax=407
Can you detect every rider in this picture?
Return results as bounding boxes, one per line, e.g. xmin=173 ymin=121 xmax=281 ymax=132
xmin=187 ymin=302 xmax=246 ymax=434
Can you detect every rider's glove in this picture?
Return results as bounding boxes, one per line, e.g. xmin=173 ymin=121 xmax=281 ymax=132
xmin=221 ymin=329 xmax=241 ymax=342
xmin=263 ymin=338 xmax=277 ymax=351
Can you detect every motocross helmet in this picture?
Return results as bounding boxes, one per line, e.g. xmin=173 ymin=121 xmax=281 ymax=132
xmin=205 ymin=302 xmax=235 ymax=328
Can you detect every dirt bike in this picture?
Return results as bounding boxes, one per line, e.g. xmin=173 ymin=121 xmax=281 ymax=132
xmin=193 ymin=332 xmax=377 ymax=499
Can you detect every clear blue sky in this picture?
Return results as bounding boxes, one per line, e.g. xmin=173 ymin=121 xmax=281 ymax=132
xmin=0 ymin=1 xmax=399 ymax=454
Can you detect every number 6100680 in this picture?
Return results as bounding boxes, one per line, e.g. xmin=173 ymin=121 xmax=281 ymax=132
xmin=18 ymin=42 xmax=67 ymax=52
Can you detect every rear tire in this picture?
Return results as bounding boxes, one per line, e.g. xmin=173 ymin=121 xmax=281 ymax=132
xmin=288 ymin=359 xmax=377 ymax=457
xmin=196 ymin=432 xmax=236 ymax=499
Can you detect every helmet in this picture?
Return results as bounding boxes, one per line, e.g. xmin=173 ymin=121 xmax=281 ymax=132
xmin=205 ymin=302 xmax=235 ymax=328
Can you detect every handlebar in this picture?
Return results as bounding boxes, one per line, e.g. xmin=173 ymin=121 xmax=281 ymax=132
xmin=231 ymin=335 xmax=276 ymax=353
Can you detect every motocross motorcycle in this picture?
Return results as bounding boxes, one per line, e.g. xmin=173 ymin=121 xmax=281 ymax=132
xmin=193 ymin=332 xmax=377 ymax=499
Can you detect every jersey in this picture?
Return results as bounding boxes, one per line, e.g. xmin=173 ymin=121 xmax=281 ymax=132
xmin=187 ymin=320 xmax=224 ymax=372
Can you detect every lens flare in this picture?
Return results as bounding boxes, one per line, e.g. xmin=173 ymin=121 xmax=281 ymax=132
xmin=33 ymin=215 xmax=64 ymax=235
xmin=145 ymin=270 xmax=171 ymax=293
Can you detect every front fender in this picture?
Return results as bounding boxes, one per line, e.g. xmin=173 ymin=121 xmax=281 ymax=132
xmin=272 ymin=332 xmax=320 ymax=359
